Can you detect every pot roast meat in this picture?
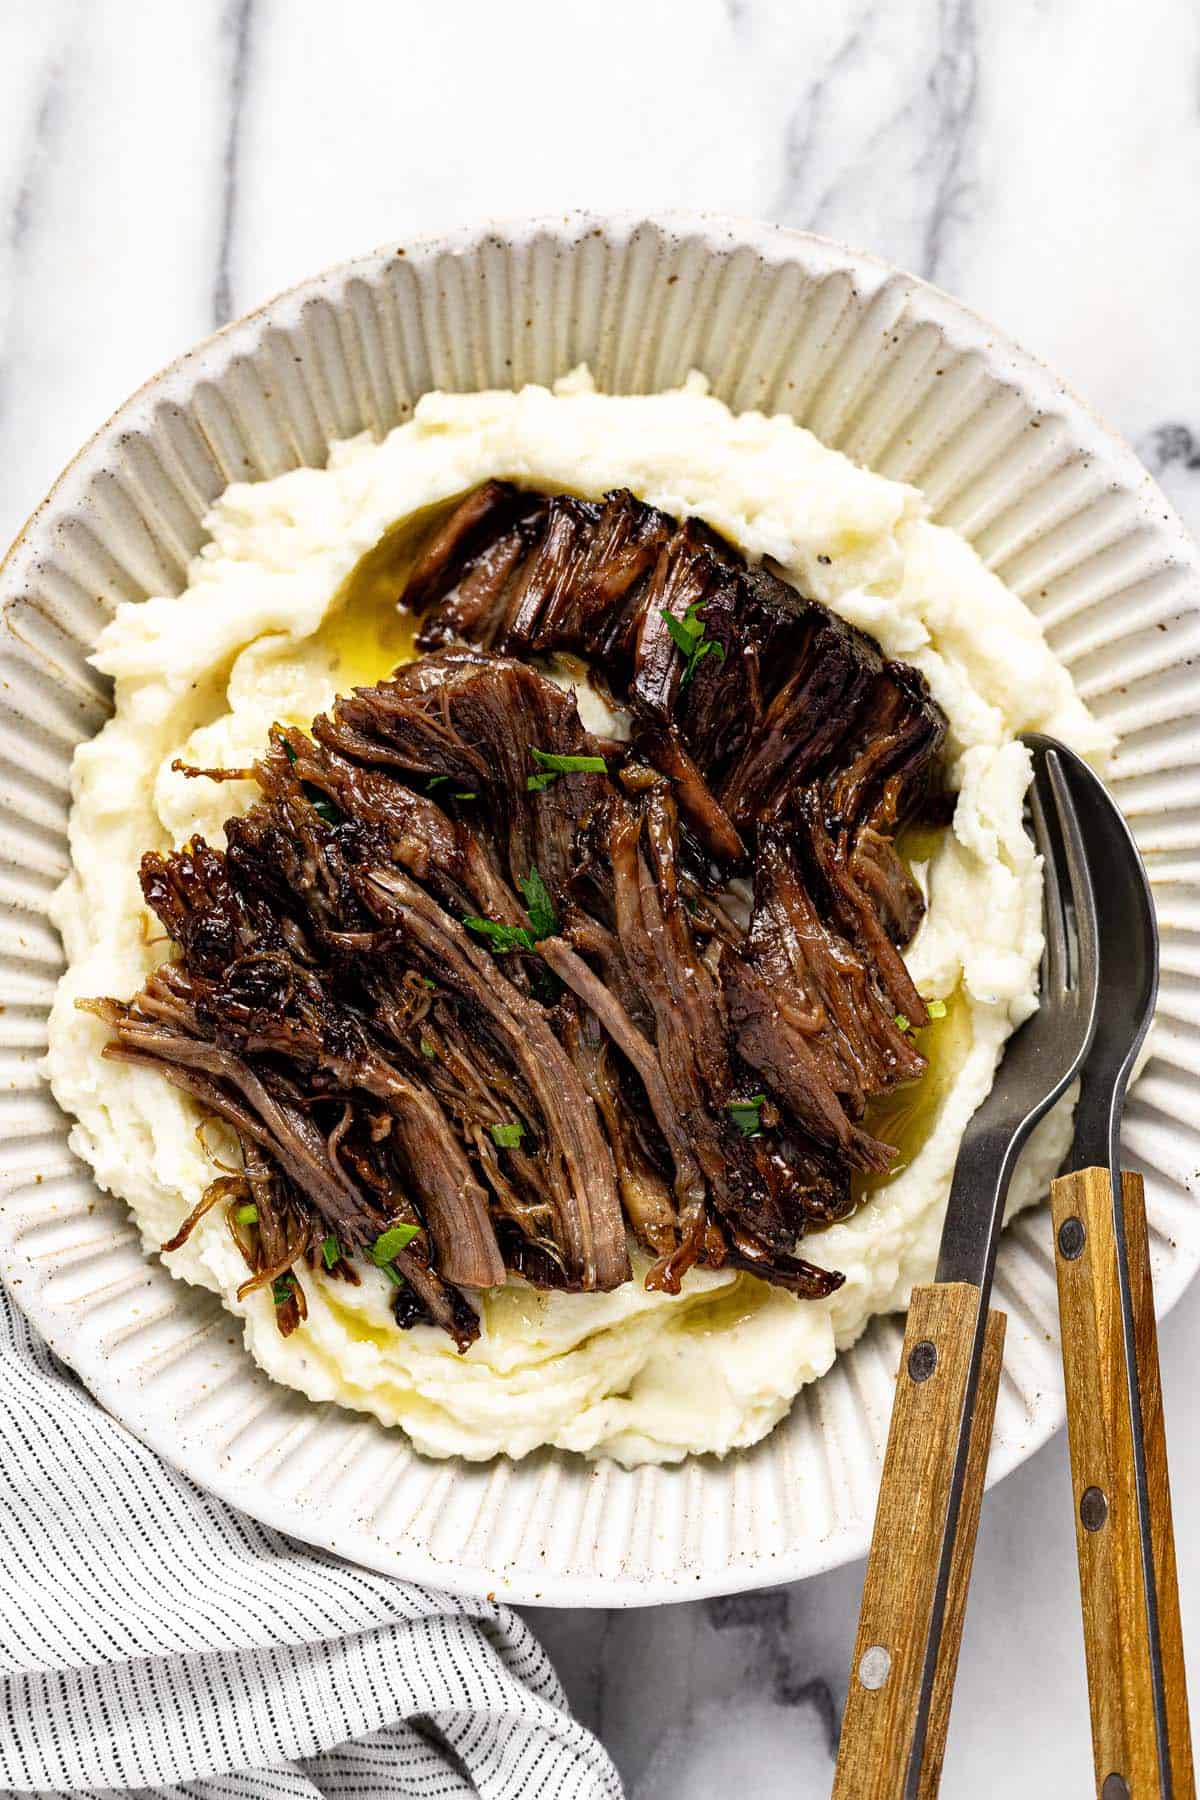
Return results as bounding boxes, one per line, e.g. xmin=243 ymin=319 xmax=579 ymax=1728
xmin=767 ymin=656 xmax=947 ymax=1032
xmin=420 ymin=523 xmax=535 ymax=650
xmin=404 ymin=480 xmax=541 ymax=617
xmin=317 ymin=647 xmax=608 ymax=898
xmin=93 ymin=484 xmax=953 ymax=1344
xmin=352 ymin=862 xmax=631 ymax=1292
xmin=403 ymin=481 xmax=946 ymax=866
xmin=539 ymin=931 xmax=706 ymax=1220
xmin=714 ymin=606 xmax=881 ymax=827
xmin=557 ymin=488 xmax=674 ymax=661
xmin=632 ymin=725 xmax=745 ymax=865
xmin=630 ymin=520 xmax=729 ymax=723
xmin=733 ymin=828 xmax=926 ymax=1121
xmin=558 ymin=997 xmax=679 ymax=1260
xmin=498 ymin=494 xmax=600 ymax=650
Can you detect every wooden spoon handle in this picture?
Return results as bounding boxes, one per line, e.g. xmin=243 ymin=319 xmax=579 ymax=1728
xmin=1050 ymin=1168 xmax=1194 ymax=1798
xmin=834 ymin=1283 xmax=1005 ymax=1800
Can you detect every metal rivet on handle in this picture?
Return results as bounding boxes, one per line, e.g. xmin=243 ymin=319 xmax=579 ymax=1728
xmin=1080 ymin=1486 xmax=1109 ymax=1532
xmin=1101 ymin=1774 xmax=1129 ymax=1800
xmin=858 ymin=1645 xmax=891 ymax=1690
xmin=908 ymin=1340 xmax=938 ymax=1383
xmin=1058 ymin=1215 xmax=1086 ymax=1260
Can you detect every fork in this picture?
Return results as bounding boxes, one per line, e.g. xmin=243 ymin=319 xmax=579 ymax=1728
xmin=834 ymin=742 xmax=1100 ymax=1797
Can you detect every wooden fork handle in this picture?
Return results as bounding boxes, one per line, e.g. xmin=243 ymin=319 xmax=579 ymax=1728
xmin=1051 ymin=1169 xmax=1194 ymax=1798
xmin=834 ymin=1284 xmax=1005 ymax=1800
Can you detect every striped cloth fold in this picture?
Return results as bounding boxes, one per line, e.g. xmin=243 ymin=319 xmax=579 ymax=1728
xmin=0 ymin=1287 xmax=621 ymax=1799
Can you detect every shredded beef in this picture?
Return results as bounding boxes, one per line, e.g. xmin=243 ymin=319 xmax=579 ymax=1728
xmin=91 ymin=483 xmax=947 ymax=1346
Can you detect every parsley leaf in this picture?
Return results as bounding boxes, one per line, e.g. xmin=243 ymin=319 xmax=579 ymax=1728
xmin=662 ymin=602 xmax=727 ymax=689
xmin=464 ymin=875 xmax=560 ymax=1002
xmin=894 ymin=1013 xmax=911 ymax=1034
xmin=491 ymin=1121 xmax=525 ymax=1149
xmin=663 ymin=610 xmax=702 ymax=656
xmin=526 ymin=746 xmax=607 ymax=791
xmin=727 ymin=1094 xmax=767 ymax=1138
xmin=419 ymin=1036 xmax=437 ymax=1059
xmin=926 ymin=999 xmax=947 ymax=1020
xmin=321 ymin=1233 xmax=341 ymax=1270
xmin=463 ymin=916 xmax=538 ymax=954
xmin=528 ymin=747 xmax=608 ymax=784
xmin=370 ymin=1223 xmax=420 ymax=1265
xmin=233 ymin=1202 xmax=258 ymax=1225
xmin=271 ymin=1274 xmax=294 ymax=1306
xmin=519 ymin=865 xmax=558 ymax=941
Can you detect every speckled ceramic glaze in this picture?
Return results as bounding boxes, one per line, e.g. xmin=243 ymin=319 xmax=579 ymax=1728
xmin=2 ymin=213 xmax=1198 ymax=1605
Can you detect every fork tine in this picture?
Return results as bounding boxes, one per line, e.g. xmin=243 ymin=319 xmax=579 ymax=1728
xmin=1045 ymin=749 xmax=1101 ymax=1009
xmin=1029 ymin=769 xmax=1068 ymax=998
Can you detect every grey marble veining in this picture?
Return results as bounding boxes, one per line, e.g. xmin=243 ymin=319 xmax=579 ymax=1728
xmin=770 ymin=1 xmax=980 ymax=284
xmin=2 ymin=1 xmax=1200 ymax=1793
xmin=213 ymin=0 xmax=254 ymax=328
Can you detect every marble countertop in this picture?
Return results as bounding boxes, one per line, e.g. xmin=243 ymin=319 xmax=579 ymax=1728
xmin=4 ymin=0 xmax=1200 ymax=1792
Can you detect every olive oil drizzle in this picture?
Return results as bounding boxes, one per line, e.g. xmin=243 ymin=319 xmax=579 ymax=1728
xmin=319 ymin=493 xmax=468 ymax=689
xmin=853 ymin=982 xmax=970 ymax=1199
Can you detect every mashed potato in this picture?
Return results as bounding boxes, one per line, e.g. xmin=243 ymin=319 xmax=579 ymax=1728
xmin=44 ymin=371 xmax=1111 ymax=1465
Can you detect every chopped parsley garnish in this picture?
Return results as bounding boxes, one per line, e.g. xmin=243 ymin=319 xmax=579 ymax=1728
xmin=464 ymin=868 xmax=560 ymax=1003
xmin=426 ymin=774 xmax=450 ymax=792
xmin=233 ymin=1202 xmax=258 ymax=1224
xmin=727 ymin=1094 xmax=767 ymax=1138
xmin=381 ymin=1263 xmax=406 ymax=1288
xmin=321 ymin=1233 xmax=340 ymax=1269
xmin=531 ymin=747 xmax=607 ymax=775
xmin=463 ymin=916 xmax=538 ymax=954
xmin=519 ymin=864 xmax=558 ymax=940
xmin=419 ymin=1036 xmax=437 ymax=1059
xmin=271 ymin=1275 xmax=294 ymax=1306
xmin=454 ymin=790 xmax=477 ymax=801
xmin=465 ymin=867 xmax=557 ymax=956
xmin=662 ymin=602 xmax=726 ymax=688
xmin=526 ymin=746 xmax=607 ymax=792
xmin=896 ymin=998 xmax=946 ymax=1036
xmin=491 ymin=1121 xmax=525 ymax=1149
xmin=370 ymin=1223 xmax=421 ymax=1265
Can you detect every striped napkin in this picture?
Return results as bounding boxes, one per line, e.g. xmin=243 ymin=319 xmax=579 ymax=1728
xmin=0 ymin=1286 xmax=621 ymax=1798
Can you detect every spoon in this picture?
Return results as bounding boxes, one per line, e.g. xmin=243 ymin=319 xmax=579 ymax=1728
xmin=1039 ymin=734 xmax=1194 ymax=1800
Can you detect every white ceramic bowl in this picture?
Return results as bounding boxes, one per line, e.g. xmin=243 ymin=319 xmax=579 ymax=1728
xmin=3 ymin=213 xmax=1199 ymax=1606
